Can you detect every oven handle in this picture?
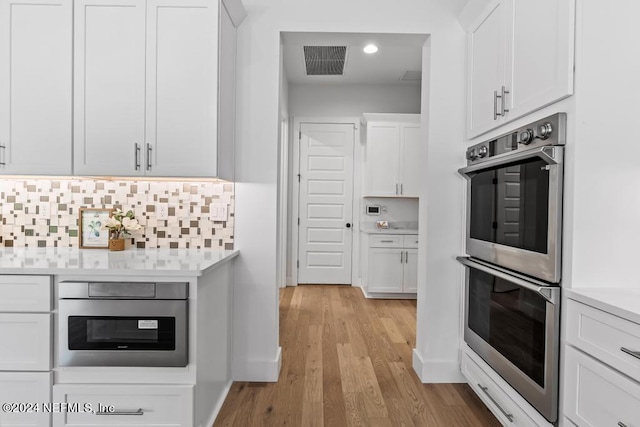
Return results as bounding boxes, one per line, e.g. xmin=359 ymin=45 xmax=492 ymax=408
xmin=457 ymin=256 xmax=559 ymax=304
xmin=458 ymin=146 xmax=562 ymax=178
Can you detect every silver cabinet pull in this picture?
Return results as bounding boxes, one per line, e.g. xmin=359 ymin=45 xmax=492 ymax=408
xmin=400 ymin=183 xmax=403 ymax=195
xmin=493 ymin=90 xmax=498 ymax=120
xmin=618 ymin=422 xmax=628 ymax=427
xmin=621 ymin=347 xmax=640 ymax=360
xmin=400 ymin=251 xmax=404 ymax=263
xmin=146 ymin=143 xmax=152 ymax=171
xmin=134 ymin=143 xmax=141 ymax=170
xmin=380 ymin=240 xmax=394 ymax=243
xmin=500 ymin=85 xmax=510 ymax=116
xmin=0 ymin=143 xmax=6 ymax=166
xmin=395 ymin=183 xmax=399 ymax=195
xmin=96 ymin=408 xmax=144 ymax=416
xmin=478 ymin=384 xmax=514 ymax=423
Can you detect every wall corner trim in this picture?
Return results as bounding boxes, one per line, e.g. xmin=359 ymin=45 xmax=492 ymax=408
xmin=232 ymin=347 xmax=282 ymax=382
xmin=412 ymin=348 xmax=466 ymax=383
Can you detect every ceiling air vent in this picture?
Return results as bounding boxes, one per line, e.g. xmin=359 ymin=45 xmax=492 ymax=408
xmin=400 ymin=70 xmax=422 ymax=81
xmin=303 ymin=46 xmax=347 ymax=76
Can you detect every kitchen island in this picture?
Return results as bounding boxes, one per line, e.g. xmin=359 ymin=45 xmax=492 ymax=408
xmin=0 ymin=247 xmax=238 ymax=427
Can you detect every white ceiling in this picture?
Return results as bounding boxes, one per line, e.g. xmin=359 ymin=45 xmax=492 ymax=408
xmin=282 ymin=32 xmax=428 ymax=86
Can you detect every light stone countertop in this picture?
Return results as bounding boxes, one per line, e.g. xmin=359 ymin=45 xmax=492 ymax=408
xmin=360 ymin=221 xmax=418 ymax=235
xmin=565 ymin=288 xmax=640 ymax=325
xmin=0 ymin=247 xmax=238 ymax=277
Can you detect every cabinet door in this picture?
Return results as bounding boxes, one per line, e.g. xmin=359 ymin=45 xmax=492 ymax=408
xmin=0 ymin=0 xmax=72 ymax=175
xmin=364 ymin=123 xmax=400 ymax=196
xmin=507 ymin=0 xmax=574 ymax=119
xmin=399 ymin=123 xmax=421 ymax=197
xmin=467 ymin=0 xmax=509 ymax=138
xmin=367 ymin=248 xmax=403 ymax=293
xmin=0 ymin=372 xmax=51 ymax=427
xmin=0 ymin=313 xmax=51 ymax=371
xmin=217 ymin=2 xmax=236 ymax=181
xmin=403 ymin=249 xmax=418 ymax=293
xmin=146 ymin=0 xmax=217 ymax=177
xmin=73 ymin=0 xmax=146 ymax=176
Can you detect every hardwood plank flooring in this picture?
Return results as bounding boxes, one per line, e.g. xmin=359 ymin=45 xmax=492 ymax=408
xmin=214 ymin=285 xmax=500 ymax=426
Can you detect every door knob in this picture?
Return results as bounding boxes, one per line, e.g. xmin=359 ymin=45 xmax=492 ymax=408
xmin=346 ymin=223 xmax=351 ymax=228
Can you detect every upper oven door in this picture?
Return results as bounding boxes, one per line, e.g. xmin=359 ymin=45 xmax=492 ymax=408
xmin=459 ymin=145 xmax=563 ymax=283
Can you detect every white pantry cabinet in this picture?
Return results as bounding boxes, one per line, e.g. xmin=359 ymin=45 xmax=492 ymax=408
xmin=0 ymin=0 xmax=72 ymax=175
xmin=362 ymin=114 xmax=421 ymax=197
xmin=74 ymin=0 xmax=242 ymax=178
xmin=366 ymin=235 xmax=418 ymax=295
xmin=466 ymin=0 xmax=574 ymax=138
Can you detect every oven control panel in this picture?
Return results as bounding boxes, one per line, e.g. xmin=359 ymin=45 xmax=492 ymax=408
xmin=465 ymin=113 xmax=566 ymax=165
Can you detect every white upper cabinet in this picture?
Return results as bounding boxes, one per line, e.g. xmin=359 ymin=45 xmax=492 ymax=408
xmin=73 ymin=0 xmax=146 ymax=176
xmin=0 ymin=0 xmax=72 ymax=175
xmin=363 ymin=114 xmax=421 ymax=198
xmin=74 ymin=0 xmax=243 ymax=178
xmin=466 ymin=0 xmax=574 ymax=138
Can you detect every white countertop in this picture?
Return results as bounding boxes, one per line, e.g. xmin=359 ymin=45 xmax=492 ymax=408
xmin=0 ymin=247 xmax=238 ymax=277
xmin=565 ymin=288 xmax=640 ymax=325
xmin=360 ymin=221 xmax=418 ymax=235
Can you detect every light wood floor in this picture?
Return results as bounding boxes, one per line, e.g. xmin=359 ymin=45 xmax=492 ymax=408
xmin=214 ymin=285 xmax=499 ymax=426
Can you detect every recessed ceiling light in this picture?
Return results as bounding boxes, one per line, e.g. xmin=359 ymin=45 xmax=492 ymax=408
xmin=363 ymin=44 xmax=378 ymax=54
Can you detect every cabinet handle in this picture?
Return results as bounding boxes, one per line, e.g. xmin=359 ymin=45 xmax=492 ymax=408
xmin=146 ymin=143 xmax=152 ymax=171
xmin=380 ymin=240 xmax=394 ymax=243
xmin=395 ymin=183 xmax=399 ymax=195
xmin=478 ymin=384 xmax=514 ymax=423
xmin=400 ymin=183 xmax=403 ymax=195
xmin=500 ymin=86 xmax=510 ymax=116
xmin=400 ymin=251 xmax=404 ymax=263
xmin=621 ymin=347 xmax=640 ymax=360
xmin=0 ymin=143 xmax=6 ymax=166
xmin=134 ymin=143 xmax=141 ymax=170
xmin=618 ymin=422 xmax=628 ymax=427
xmin=493 ymin=90 xmax=498 ymax=120
xmin=96 ymin=408 xmax=144 ymax=416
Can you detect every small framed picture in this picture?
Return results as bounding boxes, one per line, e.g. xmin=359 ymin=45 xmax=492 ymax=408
xmin=79 ymin=208 xmax=113 ymax=249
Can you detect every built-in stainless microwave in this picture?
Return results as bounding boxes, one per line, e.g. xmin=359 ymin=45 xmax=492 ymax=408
xmin=58 ymin=281 xmax=188 ymax=367
xmin=458 ymin=113 xmax=566 ymax=283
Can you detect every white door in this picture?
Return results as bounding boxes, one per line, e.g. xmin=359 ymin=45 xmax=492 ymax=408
xmin=146 ymin=0 xmax=216 ymax=177
xmin=403 ymin=249 xmax=418 ymax=293
xmin=297 ymin=123 xmax=354 ymax=284
xmin=364 ymin=122 xmax=400 ymax=196
xmin=0 ymin=372 xmax=51 ymax=427
xmin=367 ymin=248 xmax=403 ymax=293
xmin=73 ymin=0 xmax=146 ymax=176
xmin=0 ymin=0 xmax=72 ymax=175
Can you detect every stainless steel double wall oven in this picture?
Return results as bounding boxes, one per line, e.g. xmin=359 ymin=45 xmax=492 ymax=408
xmin=458 ymin=113 xmax=566 ymax=423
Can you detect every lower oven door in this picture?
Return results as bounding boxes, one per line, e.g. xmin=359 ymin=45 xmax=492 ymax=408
xmin=59 ymin=299 xmax=187 ymax=367
xmin=458 ymin=256 xmax=559 ymax=423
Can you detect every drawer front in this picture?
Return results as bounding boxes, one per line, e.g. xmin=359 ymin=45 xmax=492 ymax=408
xmin=564 ymin=346 xmax=640 ymax=427
xmin=52 ymin=384 xmax=193 ymax=427
xmin=0 ymin=275 xmax=51 ymax=312
xmin=566 ymin=299 xmax=640 ymax=381
xmin=0 ymin=313 xmax=51 ymax=371
xmin=0 ymin=372 xmax=51 ymax=427
xmin=369 ymin=235 xmax=403 ymax=248
xmin=403 ymin=235 xmax=419 ymax=248
xmin=461 ymin=351 xmax=539 ymax=427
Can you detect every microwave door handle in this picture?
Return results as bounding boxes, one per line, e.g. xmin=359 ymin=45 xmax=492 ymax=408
xmin=456 ymin=256 xmax=560 ymax=304
xmin=458 ymin=146 xmax=562 ymax=177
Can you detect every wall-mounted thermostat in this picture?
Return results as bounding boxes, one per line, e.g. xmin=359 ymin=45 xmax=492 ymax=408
xmin=366 ymin=205 xmax=381 ymax=215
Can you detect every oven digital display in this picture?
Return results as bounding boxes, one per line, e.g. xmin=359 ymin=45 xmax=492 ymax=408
xmin=469 ymin=157 xmax=550 ymax=253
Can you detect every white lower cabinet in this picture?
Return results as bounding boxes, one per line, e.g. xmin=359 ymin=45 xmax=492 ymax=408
xmin=366 ymin=234 xmax=418 ymax=295
xmin=564 ymin=297 xmax=640 ymax=427
xmin=52 ymin=384 xmax=194 ymax=427
xmin=0 ymin=372 xmax=51 ymax=427
xmin=0 ymin=313 xmax=51 ymax=371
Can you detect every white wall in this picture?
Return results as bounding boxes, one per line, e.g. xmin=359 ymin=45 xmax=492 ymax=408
xmin=233 ymin=0 xmax=468 ymax=382
xmin=289 ymin=83 xmax=421 ymax=117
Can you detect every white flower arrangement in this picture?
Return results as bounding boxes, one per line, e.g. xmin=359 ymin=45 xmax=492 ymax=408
xmin=102 ymin=208 xmax=142 ymax=239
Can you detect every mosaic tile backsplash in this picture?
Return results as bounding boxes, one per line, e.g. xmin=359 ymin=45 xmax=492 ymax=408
xmin=0 ymin=179 xmax=234 ymax=249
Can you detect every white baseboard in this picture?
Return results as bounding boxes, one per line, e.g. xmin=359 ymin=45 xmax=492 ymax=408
xmin=202 ymin=379 xmax=233 ymax=427
xmin=412 ymin=348 xmax=466 ymax=383
xmin=359 ymin=285 xmax=417 ymax=300
xmin=232 ymin=346 xmax=282 ymax=382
